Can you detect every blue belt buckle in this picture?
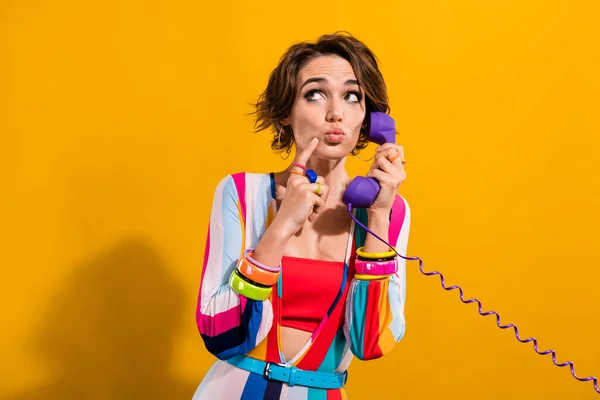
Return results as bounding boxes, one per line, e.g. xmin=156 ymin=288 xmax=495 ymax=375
xmin=263 ymin=362 xmax=275 ymax=380
xmin=264 ymin=362 xmax=304 ymax=386
xmin=263 ymin=362 xmax=288 ymax=383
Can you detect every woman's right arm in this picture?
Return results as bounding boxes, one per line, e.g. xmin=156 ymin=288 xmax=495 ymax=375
xmin=196 ymin=174 xmax=275 ymax=360
xmin=197 ymin=139 xmax=324 ymax=360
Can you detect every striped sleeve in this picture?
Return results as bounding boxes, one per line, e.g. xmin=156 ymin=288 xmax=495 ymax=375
xmin=344 ymin=194 xmax=410 ymax=360
xmin=196 ymin=174 xmax=274 ymax=360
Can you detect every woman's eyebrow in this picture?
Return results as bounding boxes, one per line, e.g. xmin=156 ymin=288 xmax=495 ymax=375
xmin=300 ymin=77 xmax=360 ymax=90
xmin=300 ymin=77 xmax=327 ymax=90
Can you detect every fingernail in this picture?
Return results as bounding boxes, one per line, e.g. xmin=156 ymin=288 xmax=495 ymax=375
xmin=311 ymin=138 xmax=318 ymax=145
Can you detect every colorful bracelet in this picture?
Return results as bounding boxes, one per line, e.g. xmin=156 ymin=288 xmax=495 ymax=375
xmin=237 ymin=255 xmax=280 ymax=286
xmin=356 ymin=246 xmax=397 ymax=260
xmin=354 ymin=273 xmax=393 ymax=281
xmin=244 ymin=249 xmax=281 ymax=272
xmin=356 ymin=255 xmax=396 ymax=262
xmin=354 ymin=258 xmax=398 ymax=275
xmin=229 ymin=270 xmax=273 ymax=301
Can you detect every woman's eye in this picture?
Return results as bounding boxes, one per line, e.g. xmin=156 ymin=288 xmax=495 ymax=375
xmin=304 ymin=90 xmax=325 ymax=101
xmin=345 ymin=91 xmax=362 ymax=103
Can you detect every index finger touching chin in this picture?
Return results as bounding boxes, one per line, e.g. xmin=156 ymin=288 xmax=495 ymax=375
xmin=294 ymin=137 xmax=319 ymax=165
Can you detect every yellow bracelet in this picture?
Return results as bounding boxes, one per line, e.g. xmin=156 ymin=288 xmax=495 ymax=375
xmin=356 ymin=246 xmax=396 ymax=259
xmin=354 ymin=273 xmax=392 ymax=281
xmin=229 ymin=270 xmax=273 ymax=301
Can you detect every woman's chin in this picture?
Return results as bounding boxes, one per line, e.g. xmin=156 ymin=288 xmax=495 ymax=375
xmin=314 ymin=145 xmax=353 ymax=160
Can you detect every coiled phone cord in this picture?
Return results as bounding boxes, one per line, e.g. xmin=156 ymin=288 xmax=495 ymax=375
xmin=347 ymin=204 xmax=599 ymax=394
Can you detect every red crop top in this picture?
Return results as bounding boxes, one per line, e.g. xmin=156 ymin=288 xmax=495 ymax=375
xmin=280 ymin=255 xmax=346 ymax=333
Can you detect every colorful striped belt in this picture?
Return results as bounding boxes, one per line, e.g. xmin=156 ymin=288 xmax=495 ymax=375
xmin=226 ymin=355 xmax=348 ymax=390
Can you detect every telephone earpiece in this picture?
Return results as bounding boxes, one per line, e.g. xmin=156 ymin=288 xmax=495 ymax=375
xmin=342 ymin=112 xmax=396 ymax=208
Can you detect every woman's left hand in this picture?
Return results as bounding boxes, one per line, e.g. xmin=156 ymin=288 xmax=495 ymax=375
xmin=366 ymin=143 xmax=406 ymax=215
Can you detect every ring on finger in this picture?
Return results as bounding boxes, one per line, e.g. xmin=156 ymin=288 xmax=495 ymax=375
xmin=388 ymin=152 xmax=401 ymax=163
xmin=305 ymin=169 xmax=317 ymax=184
xmin=314 ymin=182 xmax=322 ymax=194
xmin=292 ymin=162 xmax=306 ymax=170
xmin=391 ymin=155 xmax=407 ymax=165
xmin=291 ymin=165 xmax=305 ymax=175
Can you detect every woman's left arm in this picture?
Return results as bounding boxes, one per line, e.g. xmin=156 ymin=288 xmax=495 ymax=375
xmin=344 ymin=195 xmax=410 ymax=360
xmin=344 ymin=144 xmax=410 ymax=360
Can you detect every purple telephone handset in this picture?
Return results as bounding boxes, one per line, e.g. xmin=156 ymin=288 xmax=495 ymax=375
xmin=342 ymin=112 xmax=396 ymax=208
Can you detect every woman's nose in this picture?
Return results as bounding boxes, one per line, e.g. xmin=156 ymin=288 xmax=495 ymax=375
xmin=326 ymin=102 xmax=343 ymax=123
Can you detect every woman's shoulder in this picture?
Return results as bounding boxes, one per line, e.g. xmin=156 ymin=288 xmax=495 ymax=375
xmin=215 ymin=172 xmax=272 ymax=188
xmin=213 ymin=172 xmax=274 ymax=200
xmin=391 ymin=193 xmax=411 ymax=221
xmin=395 ymin=193 xmax=410 ymax=209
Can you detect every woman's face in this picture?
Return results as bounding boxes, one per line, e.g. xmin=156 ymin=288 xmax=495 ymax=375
xmin=285 ymin=54 xmax=366 ymax=160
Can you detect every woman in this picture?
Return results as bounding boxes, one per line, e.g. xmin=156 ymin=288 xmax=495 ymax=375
xmin=194 ymin=32 xmax=410 ymax=399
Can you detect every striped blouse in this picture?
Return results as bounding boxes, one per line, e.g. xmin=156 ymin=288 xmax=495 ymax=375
xmin=193 ymin=172 xmax=411 ymax=399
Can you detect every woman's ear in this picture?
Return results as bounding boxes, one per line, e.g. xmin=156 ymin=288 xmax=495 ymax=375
xmin=279 ymin=117 xmax=290 ymax=126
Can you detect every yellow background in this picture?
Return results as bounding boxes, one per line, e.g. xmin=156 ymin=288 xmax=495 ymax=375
xmin=2 ymin=0 xmax=599 ymax=399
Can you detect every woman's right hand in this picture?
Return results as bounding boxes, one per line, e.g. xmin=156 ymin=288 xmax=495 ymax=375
xmin=275 ymin=137 xmax=329 ymax=237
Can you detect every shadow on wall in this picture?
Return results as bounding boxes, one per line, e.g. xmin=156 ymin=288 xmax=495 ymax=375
xmin=9 ymin=239 xmax=196 ymax=400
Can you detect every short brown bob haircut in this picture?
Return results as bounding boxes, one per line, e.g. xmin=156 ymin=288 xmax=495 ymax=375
xmin=253 ymin=32 xmax=390 ymax=156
